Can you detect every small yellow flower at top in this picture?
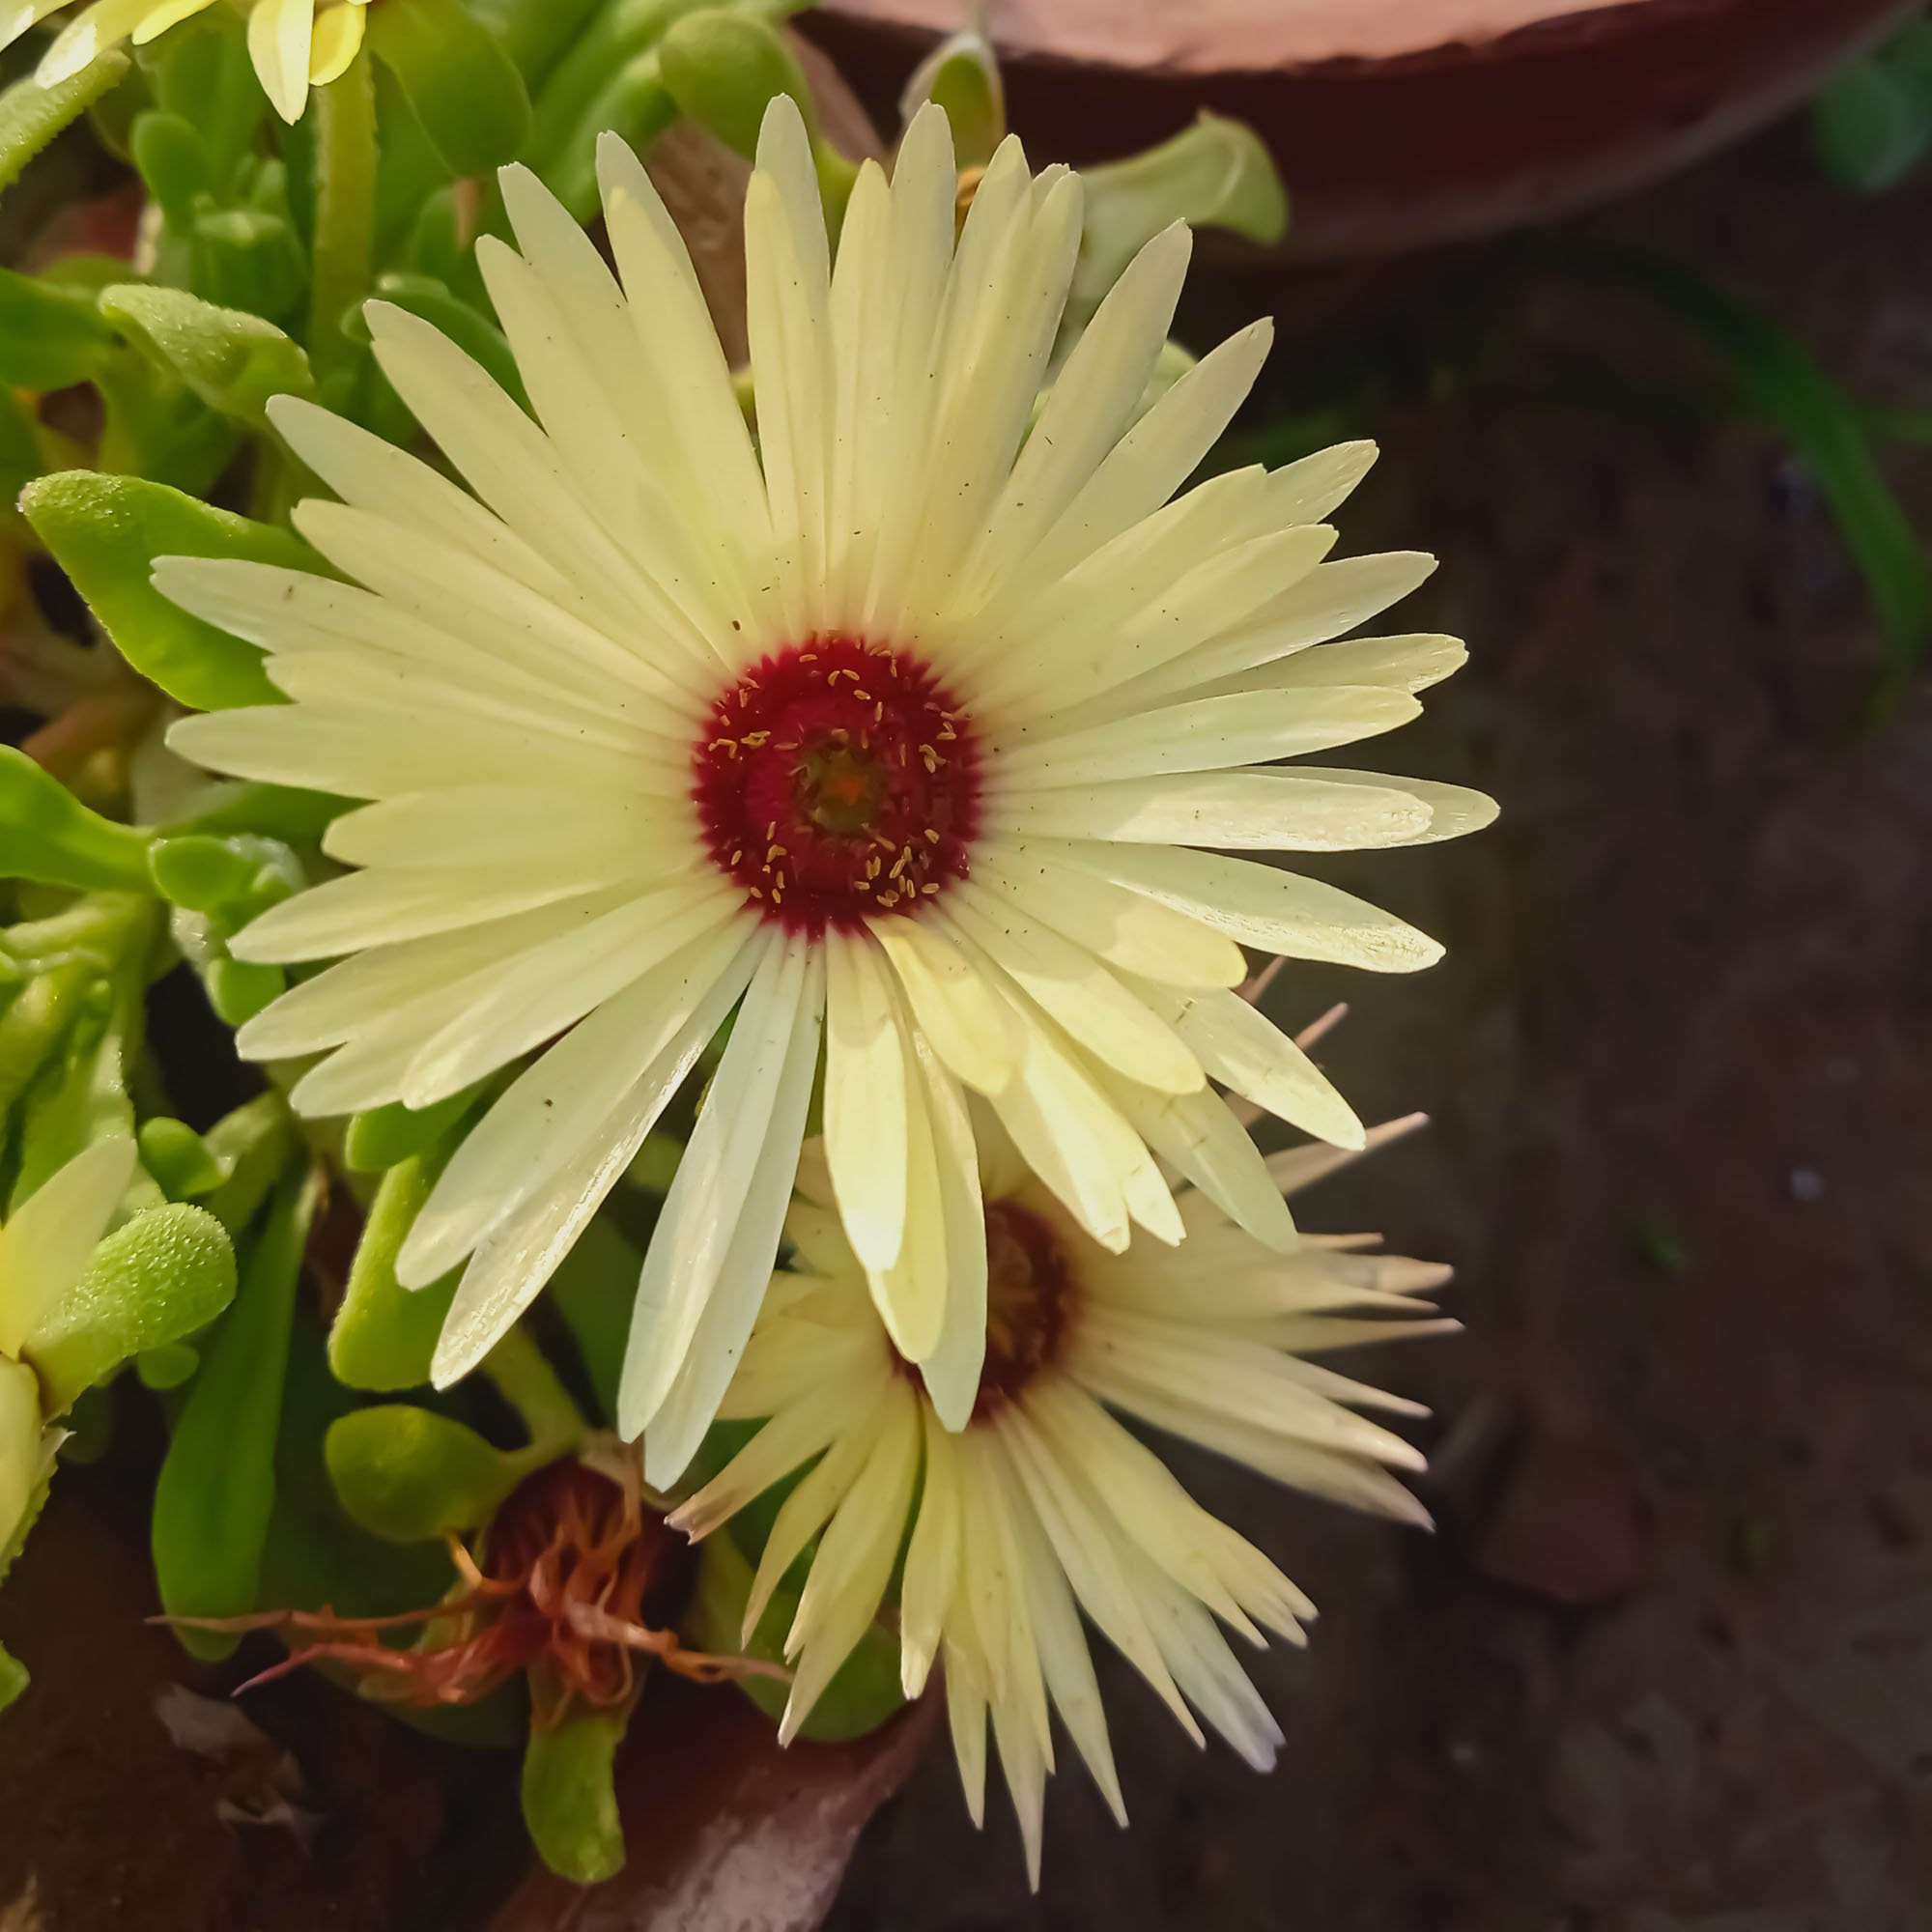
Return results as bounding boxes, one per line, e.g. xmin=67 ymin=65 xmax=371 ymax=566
xmin=0 ymin=0 xmax=369 ymax=124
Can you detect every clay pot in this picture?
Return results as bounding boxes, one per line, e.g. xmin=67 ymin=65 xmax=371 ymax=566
xmin=802 ymin=0 xmax=1919 ymax=258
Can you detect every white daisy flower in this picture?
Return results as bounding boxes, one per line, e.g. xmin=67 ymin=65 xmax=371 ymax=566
xmin=672 ymin=1111 xmax=1453 ymax=1882
xmin=159 ymin=99 xmax=1493 ymax=1485
xmin=1 ymin=0 xmax=369 ymax=123
xmin=0 ymin=1136 xmax=136 ymax=1551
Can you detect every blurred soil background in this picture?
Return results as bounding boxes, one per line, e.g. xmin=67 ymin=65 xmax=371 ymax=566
xmin=4 ymin=88 xmax=1932 ymax=1932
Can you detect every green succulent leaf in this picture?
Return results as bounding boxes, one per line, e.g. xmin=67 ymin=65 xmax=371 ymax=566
xmin=898 ymin=25 xmax=1004 ymax=168
xmin=151 ymin=1167 xmax=314 ymax=1658
xmin=324 ymin=1403 xmax=526 ymax=1543
xmin=1074 ymin=112 xmax=1287 ymax=311
xmin=0 ymin=748 xmax=153 ymax=893
xmin=137 ymin=1117 xmax=225 ymax=1199
xmin=0 ymin=965 xmax=94 ymax=1125
xmin=1812 ymin=25 xmax=1932 ymax=193
xmin=0 ymin=1639 xmax=25 ymax=1712
xmin=20 ymin=469 xmax=313 ymax=711
xmin=128 ymin=109 xmax=214 ymax=228
xmin=0 ymin=267 xmax=118 ymax=390
xmin=547 ymin=1213 xmax=646 ymax=1427
xmin=659 ymin=8 xmax=813 ymax=158
xmin=366 ymin=0 xmax=533 ymax=178
xmin=0 ymin=51 xmax=131 ymax=198
xmin=196 ymin=1094 xmax=296 ymax=1237
xmin=99 ymin=284 xmax=314 ymax=423
xmin=327 ymin=1148 xmax=461 ymax=1389
xmin=10 ymin=969 xmax=152 ymax=1209
xmin=135 ymin=1339 xmax=200 ymax=1389
xmin=27 ymin=1202 xmax=236 ymax=1414
xmin=344 ymin=1083 xmax=482 ymax=1176
xmin=189 ymin=209 xmax=308 ymax=326
xmin=521 ymin=1707 xmax=628 ymax=1884
xmin=157 ymin=781 xmax=348 ymax=843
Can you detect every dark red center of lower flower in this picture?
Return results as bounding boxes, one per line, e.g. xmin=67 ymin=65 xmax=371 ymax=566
xmin=693 ymin=635 xmax=980 ymax=935
xmin=975 ymin=1200 xmax=1076 ymax=1417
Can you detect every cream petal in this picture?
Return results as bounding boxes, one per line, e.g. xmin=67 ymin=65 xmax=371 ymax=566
xmin=943 ymin=887 xmax=1202 ymax=1096
xmin=971 ymin=841 xmax=1245 ymax=990
xmin=908 ymin=1038 xmax=988 ymax=1430
xmin=1129 ymin=980 xmax=1365 ymax=1150
xmin=246 ymin=0 xmax=313 ymax=123
xmin=1041 ymin=838 xmax=1445 ymax=973
xmin=781 ymin=1378 xmax=921 ymax=1742
xmin=898 ymin=1406 xmax=964 ymax=1695
xmin=993 ymin=769 xmax=1434 ymax=851
xmin=994 ymin=684 xmax=1422 ymax=788
xmin=1018 ymin=319 xmax=1272 ymax=589
xmin=821 ymin=930 xmax=913 ymax=1275
xmin=959 ymin=221 xmax=1190 ymax=609
xmin=400 ymin=920 xmax=760 ymax=1288
xmin=0 ymin=1137 xmax=136 ymax=1357
xmin=399 ymin=883 xmax=738 ymax=1110
xmin=618 ymin=935 xmax=814 ymax=1443
xmin=38 ymin=0 xmax=160 ymax=87
xmin=641 ymin=947 xmax=825 ymax=1484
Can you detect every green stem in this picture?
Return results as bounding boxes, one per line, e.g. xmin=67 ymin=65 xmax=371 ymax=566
xmin=307 ymin=51 xmax=378 ymax=384
xmin=485 ymin=1325 xmax=584 ymax=1463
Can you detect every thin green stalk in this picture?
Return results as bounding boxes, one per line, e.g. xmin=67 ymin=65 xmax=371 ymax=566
xmin=307 ymin=51 xmax=378 ymax=382
xmin=485 ymin=1324 xmax=585 ymax=1463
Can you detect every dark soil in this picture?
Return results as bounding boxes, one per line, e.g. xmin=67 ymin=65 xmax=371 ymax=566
xmin=7 ymin=108 xmax=1932 ymax=1932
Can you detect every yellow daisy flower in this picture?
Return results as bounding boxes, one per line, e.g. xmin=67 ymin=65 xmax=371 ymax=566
xmin=158 ymin=99 xmax=1492 ymax=1485
xmin=673 ymin=1111 xmax=1452 ymax=1882
xmin=1 ymin=0 xmax=368 ymax=124
xmin=0 ymin=1136 xmax=135 ymax=1551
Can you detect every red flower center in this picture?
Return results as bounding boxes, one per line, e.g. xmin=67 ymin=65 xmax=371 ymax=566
xmin=975 ymin=1200 xmax=1076 ymax=1416
xmin=692 ymin=635 xmax=980 ymax=935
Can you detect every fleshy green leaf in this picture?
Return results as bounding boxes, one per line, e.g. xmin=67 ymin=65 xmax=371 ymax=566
xmin=0 ymin=964 xmax=93 ymax=1125
xmin=137 ymin=1117 xmax=224 ymax=1198
xmin=196 ymin=1094 xmax=296 ymax=1237
xmin=136 ymin=1339 xmax=200 ymax=1389
xmin=1812 ymin=27 xmax=1932 ymax=193
xmin=344 ymin=1083 xmax=481 ymax=1175
xmin=366 ymin=0 xmax=533 ymax=178
xmin=10 ymin=967 xmax=152 ymax=1208
xmin=0 ymin=1640 xmax=25 ymax=1712
xmin=190 ymin=209 xmax=308 ymax=326
xmin=206 ymin=954 xmax=284 ymax=1027
xmin=0 ymin=267 xmax=118 ymax=389
xmin=327 ymin=1148 xmax=461 ymax=1389
xmin=129 ymin=110 xmax=214 ymax=228
xmin=0 ymin=748 xmax=153 ymax=892
xmin=157 ymin=781 xmax=349 ymax=843
xmin=898 ymin=25 xmax=1003 ymax=168
xmin=27 ymin=1202 xmax=236 ymax=1413
xmin=324 ymin=1403 xmax=526 ymax=1542
xmin=20 ymin=469 xmax=312 ymax=710
xmin=658 ymin=8 xmax=813 ymax=157
xmin=1074 ymin=112 xmax=1287 ymax=311
xmin=522 ymin=1709 xmax=628 ymax=1884
xmin=151 ymin=1168 xmax=313 ymax=1659
xmin=547 ymin=1213 xmax=646 ymax=1427
xmin=0 ymin=52 xmax=131 ymax=198
xmin=99 ymin=284 xmax=314 ymax=424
